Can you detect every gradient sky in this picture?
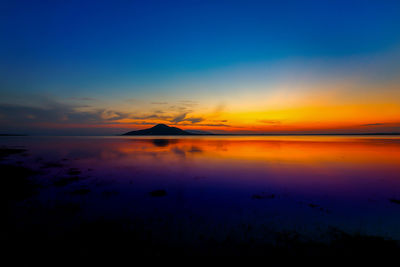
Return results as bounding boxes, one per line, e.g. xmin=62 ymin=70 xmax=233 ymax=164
xmin=1 ymin=0 xmax=400 ymax=135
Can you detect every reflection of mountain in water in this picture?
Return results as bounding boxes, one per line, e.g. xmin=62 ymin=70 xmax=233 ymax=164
xmin=152 ymin=139 xmax=175 ymax=147
xmin=150 ymin=139 xmax=203 ymax=155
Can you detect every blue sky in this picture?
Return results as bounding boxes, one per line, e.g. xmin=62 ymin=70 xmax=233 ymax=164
xmin=1 ymin=0 xmax=400 ymax=134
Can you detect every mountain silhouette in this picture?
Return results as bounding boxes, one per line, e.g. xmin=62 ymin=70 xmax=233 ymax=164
xmin=122 ymin=124 xmax=194 ymax=135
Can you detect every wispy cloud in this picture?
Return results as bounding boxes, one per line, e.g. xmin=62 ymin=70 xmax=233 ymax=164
xmin=360 ymin=122 xmax=400 ymax=128
xmin=69 ymin=97 xmax=96 ymax=101
xmin=0 ymin=100 xmax=130 ymax=128
xmin=176 ymin=122 xmax=229 ymax=127
xmin=361 ymin=123 xmax=386 ymax=127
xmin=170 ymin=113 xmax=188 ymax=123
xmin=184 ymin=117 xmax=204 ymax=123
xmin=179 ymin=100 xmax=198 ymax=107
xmin=258 ymin=120 xmax=281 ymax=125
xmin=0 ymin=94 xmax=230 ymax=134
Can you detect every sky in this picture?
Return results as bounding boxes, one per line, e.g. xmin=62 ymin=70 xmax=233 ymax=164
xmin=1 ymin=0 xmax=400 ymax=135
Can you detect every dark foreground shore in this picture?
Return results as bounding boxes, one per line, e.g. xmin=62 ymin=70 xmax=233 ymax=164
xmin=2 ymin=144 xmax=400 ymax=265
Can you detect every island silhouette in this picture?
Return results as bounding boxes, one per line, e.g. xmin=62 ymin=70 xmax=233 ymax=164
xmin=122 ymin=124 xmax=195 ymax=135
xmin=121 ymin=124 xmax=400 ymax=136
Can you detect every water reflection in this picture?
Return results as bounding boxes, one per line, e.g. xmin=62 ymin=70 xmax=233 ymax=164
xmin=2 ymin=136 xmax=400 ymax=240
xmin=116 ymin=137 xmax=400 ymax=167
xmin=152 ymin=139 xmax=176 ymax=147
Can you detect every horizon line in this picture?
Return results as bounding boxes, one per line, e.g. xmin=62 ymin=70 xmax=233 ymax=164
xmin=2 ymin=133 xmax=400 ymax=137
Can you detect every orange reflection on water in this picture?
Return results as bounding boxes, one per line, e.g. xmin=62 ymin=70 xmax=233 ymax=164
xmin=116 ymin=136 xmax=400 ymax=166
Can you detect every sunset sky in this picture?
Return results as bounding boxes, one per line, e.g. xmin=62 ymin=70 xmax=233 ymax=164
xmin=1 ymin=0 xmax=400 ymax=135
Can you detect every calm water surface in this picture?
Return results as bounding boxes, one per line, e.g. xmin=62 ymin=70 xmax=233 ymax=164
xmin=3 ymin=135 xmax=400 ymax=241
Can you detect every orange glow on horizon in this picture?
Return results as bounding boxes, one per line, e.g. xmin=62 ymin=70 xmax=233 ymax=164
xmin=26 ymin=79 xmax=400 ymax=134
